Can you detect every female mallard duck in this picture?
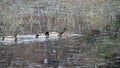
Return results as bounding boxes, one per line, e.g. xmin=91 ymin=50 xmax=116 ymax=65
xmin=3 ymin=36 xmax=17 ymax=42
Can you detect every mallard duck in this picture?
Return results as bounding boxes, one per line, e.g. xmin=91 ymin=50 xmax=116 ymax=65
xmin=49 ymin=32 xmax=59 ymax=37
xmin=36 ymin=32 xmax=46 ymax=38
xmin=36 ymin=29 xmax=70 ymax=39
xmin=45 ymin=31 xmax=49 ymax=38
xmin=3 ymin=36 xmax=17 ymax=42
xmin=36 ymin=32 xmax=59 ymax=38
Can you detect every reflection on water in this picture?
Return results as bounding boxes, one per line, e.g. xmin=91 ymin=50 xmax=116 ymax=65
xmin=0 ymin=34 xmax=82 ymax=45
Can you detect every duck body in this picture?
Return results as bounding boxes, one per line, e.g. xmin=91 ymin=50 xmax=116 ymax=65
xmin=4 ymin=36 xmax=15 ymax=41
xmin=36 ymin=32 xmax=60 ymax=38
xmin=49 ymin=32 xmax=59 ymax=37
xmin=38 ymin=33 xmax=46 ymax=38
xmin=43 ymin=32 xmax=59 ymax=38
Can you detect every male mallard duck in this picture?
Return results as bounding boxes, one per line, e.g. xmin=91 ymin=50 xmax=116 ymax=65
xmin=36 ymin=28 xmax=70 ymax=39
xmin=45 ymin=31 xmax=49 ymax=38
